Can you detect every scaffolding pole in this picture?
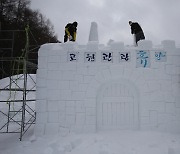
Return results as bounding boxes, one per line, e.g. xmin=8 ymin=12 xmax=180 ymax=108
xmin=0 ymin=28 xmax=38 ymax=141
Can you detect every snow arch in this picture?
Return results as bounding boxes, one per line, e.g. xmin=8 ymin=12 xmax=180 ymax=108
xmin=96 ymin=78 xmax=140 ymax=131
xmin=86 ymin=67 xmax=147 ymax=131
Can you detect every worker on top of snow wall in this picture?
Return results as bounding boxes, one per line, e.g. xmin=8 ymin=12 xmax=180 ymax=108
xmin=129 ymin=21 xmax=145 ymax=46
xmin=64 ymin=21 xmax=78 ymax=43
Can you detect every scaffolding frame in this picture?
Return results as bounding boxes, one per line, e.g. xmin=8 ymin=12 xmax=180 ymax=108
xmin=0 ymin=28 xmax=38 ymax=141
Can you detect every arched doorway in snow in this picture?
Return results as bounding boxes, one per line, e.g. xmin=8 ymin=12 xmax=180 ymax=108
xmin=96 ymin=79 xmax=140 ymax=131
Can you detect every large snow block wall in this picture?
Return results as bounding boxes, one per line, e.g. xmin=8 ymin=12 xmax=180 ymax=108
xmin=35 ymin=40 xmax=180 ymax=136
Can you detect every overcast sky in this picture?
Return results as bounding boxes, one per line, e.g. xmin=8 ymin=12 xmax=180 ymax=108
xmin=30 ymin=0 xmax=180 ymax=46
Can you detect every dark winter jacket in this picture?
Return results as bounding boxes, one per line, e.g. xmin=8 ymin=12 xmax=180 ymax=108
xmin=65 ymin=23 xmax=77 ymax=34
xmin=130 ymin=22 xmax=143 ymax=34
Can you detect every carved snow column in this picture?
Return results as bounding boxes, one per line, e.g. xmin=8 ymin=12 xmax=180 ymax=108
xmin=87 ymin=22 xmax=99 ymax=50
xmin=88 ymin=22 xmax=99 ymax=42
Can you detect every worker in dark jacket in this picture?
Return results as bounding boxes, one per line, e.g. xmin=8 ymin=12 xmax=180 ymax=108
xmin=64 ymin=21 xmax=78 ymax=43
xmin=129 ymin=21 xmax=145 ymax=46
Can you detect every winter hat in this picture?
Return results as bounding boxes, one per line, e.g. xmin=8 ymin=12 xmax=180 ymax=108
xmin=73 ymin=21 xmax=78 ymax=27
xmin=129 ymin=21 xmax=132 ymax=25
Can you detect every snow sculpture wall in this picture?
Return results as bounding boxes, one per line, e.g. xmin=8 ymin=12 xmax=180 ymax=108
xmin=35 ymin=40 xmax=180 ymax=136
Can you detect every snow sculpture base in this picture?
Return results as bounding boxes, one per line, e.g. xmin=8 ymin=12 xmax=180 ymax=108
xmin=35 ymin=40 xmax=180 ymax=136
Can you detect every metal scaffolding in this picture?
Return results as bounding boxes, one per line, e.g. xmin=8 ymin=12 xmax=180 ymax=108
xmin=0 ymin=28 xmax=38 ymax=140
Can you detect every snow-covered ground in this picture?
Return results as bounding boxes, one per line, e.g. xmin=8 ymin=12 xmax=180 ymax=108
xmin=0 ymin=128 xmax=180 ymax=154
xmin=1 ymin=75 xmax=180 ymax=154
